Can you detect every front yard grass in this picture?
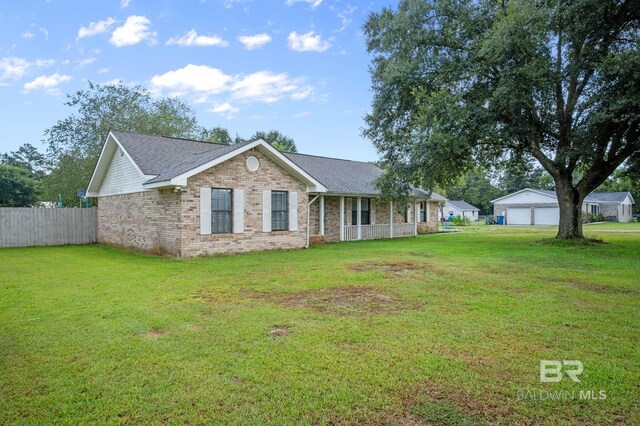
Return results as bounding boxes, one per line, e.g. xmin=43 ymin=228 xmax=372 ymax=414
xmin=1 ymin=224 xmax=639 ymax=424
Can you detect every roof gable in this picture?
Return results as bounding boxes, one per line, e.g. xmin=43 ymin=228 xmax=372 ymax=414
xmin=490 ymin=188 xmax=558 ymax=204
xmin=87 ymin=132 xmax=153 ymax=196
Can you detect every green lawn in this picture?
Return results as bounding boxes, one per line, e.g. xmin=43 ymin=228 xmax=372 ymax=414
xmin=1 ymin=224 xmax=639 ymax=425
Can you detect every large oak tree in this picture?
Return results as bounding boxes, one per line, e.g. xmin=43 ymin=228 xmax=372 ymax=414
xmin=364 ymin=0 xmax=640 ymax=239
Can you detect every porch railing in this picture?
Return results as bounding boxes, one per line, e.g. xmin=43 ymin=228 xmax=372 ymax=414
xmin=343 ymin=223 xmax=415 ymax=241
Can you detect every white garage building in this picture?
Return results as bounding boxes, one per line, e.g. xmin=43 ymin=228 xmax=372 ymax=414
xmin=492 ymin=188 xmax=635 ymax=225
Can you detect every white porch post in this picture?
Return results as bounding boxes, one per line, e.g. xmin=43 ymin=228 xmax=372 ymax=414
xmin=389 ymin=200 xmax=394 ymax=238
xmin=414 ymin=202 xmax=419 ymax=236
xmin=319 ymin=195 xmax=325 ymax=236
xmin=356 ymin=197 xmax=362 ymax=240
xmin=339 ymin=196 xmax=345 ymax=241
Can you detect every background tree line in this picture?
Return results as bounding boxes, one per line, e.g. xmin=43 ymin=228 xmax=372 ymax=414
xmin=0 ymin=82 xmax=298 ymax=207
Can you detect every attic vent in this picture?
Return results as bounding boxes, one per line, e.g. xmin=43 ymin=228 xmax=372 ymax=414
xmin=246 ymin=155 xmax=260 ymax=172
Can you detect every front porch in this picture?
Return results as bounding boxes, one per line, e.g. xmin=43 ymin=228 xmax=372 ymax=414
xmin=342 ymin=223 xmax=417 ymax=241
xmin=309 ymin=195 xmax=438 ymax=242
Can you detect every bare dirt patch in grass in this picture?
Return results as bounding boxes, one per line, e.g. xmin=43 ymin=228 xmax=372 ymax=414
xmin=244 ymin=286 xmax=415 ymax=316
xmin=560 ymin=279 xmax=638 ymax=295
xmin=346 ymin=260 xmax=436 ymax=278
xmin=269 ymin=326 xmax=290 ymax=337
xmin=388 ymin=382 xmax=514 ymax=425
xmin=141 ymin=327 xmax=167 ymax=338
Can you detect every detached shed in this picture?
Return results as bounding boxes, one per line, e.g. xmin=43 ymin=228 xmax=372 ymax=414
xmin=440 ymin=200 xmax=480 ymax=220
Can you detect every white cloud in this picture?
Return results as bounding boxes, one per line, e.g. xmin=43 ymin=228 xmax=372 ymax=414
xmin=231 ymin=71 xmax=310 ymax=103
xmin=110 ymin=16 xmax=156 ymax=47
xmin=98 ymin=67 xmax=110 ymax=74
xmin=150 ymin=64 xmax=232 ymax=93
xmin=150 ymin=64 xmax=315 ymax=116
xmin=294 ymin=111 xmax=310 ymax=118
xmin=77 ymin=58 xmax=96 ymax=67
xmin=102 ymin=78 xmax=126 ymax=86
xmin=0 ymin=57 xmax=29 ymax=80
xmin=210 ymin=102 xmax=239 ymax=118
xmin=291 ymin=86 xmax=314 ymax=100
xmin=223 ymin=0 xmax=252 ymax=8
xmin=237 ymin=33 xmax=271 ymax=50
xmin=121 ymin=0 xmax=132 ymax=7
xmin=336 ymin=5 xmax=356 ymax=32
xmin=166 ymin=30 xmax=228 ymax=47
xmin=40 ymin=27 xmax=48 ymax=40
xmin=23 ymin=73 xmax=72 ymax=93
xmin=286 ymin=0 xmax=323 ymax=9
xmin=0 ymin=57 xmax=54 ymax=81
xmin=78 ymin=18 xmax=116 ymax=39
xmin=287 ymin=31 xmax=331 ymax=52
xmin=22 ymin=31 xmax=34 ymax=39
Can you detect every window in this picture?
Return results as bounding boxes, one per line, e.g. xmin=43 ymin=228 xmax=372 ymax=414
xmin=211 ymin=188 xmax=232 ymax=233
xmin=419 ymin=202 xmax=427 ymax=222
xmin=271 ymin=191 xmax=289 ymax=231
xmin=351 ymin=198 xmax=371 ymax=225
xmin=590 ymin=204 xmax=599 ymax=215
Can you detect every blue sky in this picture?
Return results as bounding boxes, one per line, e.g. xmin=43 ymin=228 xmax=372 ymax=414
xmin=0 ymin=0 xmax=394 ymax=161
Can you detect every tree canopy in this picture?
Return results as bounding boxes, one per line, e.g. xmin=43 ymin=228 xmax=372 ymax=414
xmin=43 ymin=82 xmax=204 ymax=206
xmin=364 ymin=0 xmax=640 ymax=238
xmin=0 ymin=164 xmax=40 ymax=207
xmin=199 ymin=126 xmax=233 ymax=145
xmin=249 ymin=130 xmax=297 ymax=152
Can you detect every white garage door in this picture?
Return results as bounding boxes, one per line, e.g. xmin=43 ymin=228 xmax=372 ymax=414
xmin=507 ymin=208 xmax=531 ymax=225
xmin=534 ymin=207 xmax=560 ymax=226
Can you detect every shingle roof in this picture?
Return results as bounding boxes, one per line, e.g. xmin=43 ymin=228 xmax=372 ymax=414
xmin=112 ymin=131 xmax=229 ymax=176
xmin=145 ymin=140 xmax=256 ymax=183
xmin=284 ymin=152 xmax=446 ymax=199
xmin=585 ymin=191 xmax=632 ymax=203
xmin=447 ymin=200 xmax=479 ymax=211
xmin=112 ymin=131 xmax=445 ymax=199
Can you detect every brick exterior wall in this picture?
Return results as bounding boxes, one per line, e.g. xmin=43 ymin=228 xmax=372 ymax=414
xmin=97 ymin=189 xmax=182 ymax=255
xmin=417 ymin=201 xmax=439 ymax=233
xmin=181 ymin=149 xmax=307 ymax=256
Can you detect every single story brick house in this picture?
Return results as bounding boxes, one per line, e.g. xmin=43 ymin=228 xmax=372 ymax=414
xmin=491 ymin=188 xmax=635 ymax=225
xmin=86 ymin=131 xmax=445 ymax=257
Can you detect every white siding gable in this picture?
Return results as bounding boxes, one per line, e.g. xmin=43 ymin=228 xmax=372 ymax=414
xmin=496 ymin=189 xmax=557 ymax=204
xmin=98 ymin=147 xmax=148 ymax=196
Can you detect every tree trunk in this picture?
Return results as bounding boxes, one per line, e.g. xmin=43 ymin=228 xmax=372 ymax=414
xmin=555 ymin=183 xmax=585 ymax=239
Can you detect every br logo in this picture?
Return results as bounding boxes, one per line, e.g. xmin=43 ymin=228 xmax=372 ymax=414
xmin=540 ymin=360 xmax=584 ymax=383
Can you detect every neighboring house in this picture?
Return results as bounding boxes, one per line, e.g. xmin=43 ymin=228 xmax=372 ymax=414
xmin=440 ymin=200 xmax=480 ymax=221
xmin=491 ymin=188 xmax=635 ymax=225
xmin=86 ymin=131 xmax=444 ymax=257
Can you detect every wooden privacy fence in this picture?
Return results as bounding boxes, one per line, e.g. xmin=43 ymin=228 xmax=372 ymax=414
xmin=0 ymin=208 xmax=97 ymax=248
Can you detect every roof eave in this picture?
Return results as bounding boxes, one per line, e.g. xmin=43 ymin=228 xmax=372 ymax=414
xmin=490 ymin=188 xmax=557 ymax=203
xmin=143 ymin=139 xmax=327 ymax=193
